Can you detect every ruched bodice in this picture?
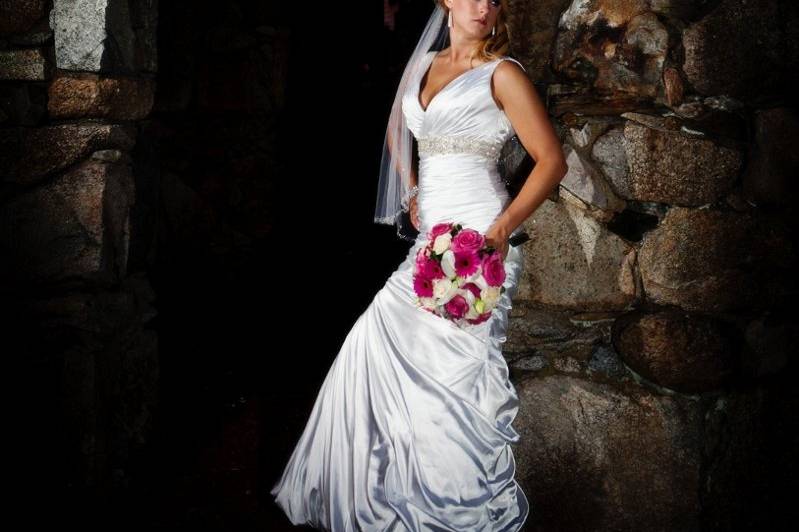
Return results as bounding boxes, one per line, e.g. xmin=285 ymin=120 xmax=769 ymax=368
xmin=403 ymin=51 xmax=518 ymax=143
xmin=401 ymin=51 xmax=526 ymax=238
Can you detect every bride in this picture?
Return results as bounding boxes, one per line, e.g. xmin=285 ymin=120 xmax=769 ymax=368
xmin=271 ymin=1 xmax=567 ymax=530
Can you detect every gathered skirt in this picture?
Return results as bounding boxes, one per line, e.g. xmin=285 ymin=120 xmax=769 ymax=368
xmin=270 ymin=233 xmax=529 ymax=531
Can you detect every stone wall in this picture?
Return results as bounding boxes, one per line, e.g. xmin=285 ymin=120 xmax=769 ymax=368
xmin=3 ymin=0 xmax=798 ymax=529
xmin=2 ymin=0 xmax=291 ymax=525
xmin=0 ymin=0 xmax=159 ymax=514
xmin=503 ymin=0 xmax=799 ymax=529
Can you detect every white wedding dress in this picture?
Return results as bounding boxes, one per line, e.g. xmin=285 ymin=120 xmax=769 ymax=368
xmin=271 ymin=51 xmax=530 ymax=531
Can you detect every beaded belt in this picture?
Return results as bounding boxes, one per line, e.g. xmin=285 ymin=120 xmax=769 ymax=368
xmin=417 ymin=135 xmax=501 ymax=160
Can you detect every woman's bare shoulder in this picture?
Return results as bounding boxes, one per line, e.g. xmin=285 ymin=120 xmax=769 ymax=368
xmin=493 ymin=56 xmax=527 ymax=78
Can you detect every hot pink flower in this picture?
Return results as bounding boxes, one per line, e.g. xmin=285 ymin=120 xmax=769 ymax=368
xmin=415 ymin=250 xmax=444 ymax=280
xmin=444 ymin=294 xmax=469 ymax=319
xmin=413 ymin=275 xmax=434 ymax=297
xmin=421 ymin=258 xmax=444 ymax=279
xmin=482 ymin=252 xmax=506 ymax=287
xmin=451 ymin=228 xmax=485 ymax=254
xmin=453 ymin=250 xmax=480 ymax=277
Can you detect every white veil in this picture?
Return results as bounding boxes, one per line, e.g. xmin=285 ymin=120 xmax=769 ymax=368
xmin=374 ymin=2 xmax=449 ymax=240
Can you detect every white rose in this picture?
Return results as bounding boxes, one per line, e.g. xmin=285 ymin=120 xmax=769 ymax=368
xmin=440 ymin=249 xmax=456 ymax=278
xmin=462 ymin=290 xmax=481 ymax=319
xmin=419 ymin=296 xmax=436 ymax=309
xmin=433 ymin=232 xmax=452 ymax=254
xmin=433 ymin=277 xmax=458 ymax=304
xmin=461 ymin=288 xmax=475 ymax=306
xmin=481 ymin=286 xmax=501 ymax=307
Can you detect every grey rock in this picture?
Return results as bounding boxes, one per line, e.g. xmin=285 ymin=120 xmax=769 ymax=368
xmin=0 ymin=47 xmax=48 ymax=79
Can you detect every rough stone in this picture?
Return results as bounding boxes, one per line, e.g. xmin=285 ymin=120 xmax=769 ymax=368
xmin=0 ymin=0 xmax=47 ymax=34
xmin=514 ymin=374 xmax=703 ymax=530
xmin=503 ymin=0 xmax=573 ymax=82
xmin=48 ymin=74 xmax=155 ymax=119
xmin=0 ymin=48 xmax=49 ymax=80
xmin=741 ymin=107 xmax=799 ymax=207
xmin=515 ymin=199 xmax=637 ymax=310
xmin=554 ymin=1 xmax=668 ymax=99
xmin=49 ymin=0 xmax=158 ymax=73
xmin=606 ymin=120 xmax=742 ymax=205
xmin=0 ymin=123 xmax=136 ymax=184
xmin=612 ymin=309 xmax=739 ymax=393
xmin=0 ymin=158 xmax=135 ymax=288
xmin=561 ymin=126 xmax=626 ymax=213
xmin=682 ymin=0 xmax=795 ymax=102
xmin=0 ymin=83 xmax=48 ymax=125
xmin=638 ymin=207 xmax=797 ymax=312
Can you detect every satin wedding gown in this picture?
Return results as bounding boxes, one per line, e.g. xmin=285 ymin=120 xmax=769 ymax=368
xmin=271 ymin=51 xmax=530 ymax=531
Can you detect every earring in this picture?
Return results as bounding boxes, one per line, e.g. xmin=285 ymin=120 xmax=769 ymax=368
xmin=448 ymin=10 xmax=452 ymax=28
xmin=491 ymin=24 xmax=496 ymax=36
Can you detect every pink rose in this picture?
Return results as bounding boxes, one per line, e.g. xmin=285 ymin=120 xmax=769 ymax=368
xmin=461 ymin=282 xmax=481 ymax=298
xmin=428 ymin=222 xmax=453 ymax=241
xmin=444 ymin=294 xmax=470 ymax=319
xmin=414 ymin=248 xmax=428 ymax=266
xmin=414 ymin=248 xmax=427 ymax=267
xmin=482 ymin=252 xmax=506 ymax=287
xmin=451 ymin=228 xmax=485 ymax=254
xmin=466 ymin=311 xmax=492 ymax=325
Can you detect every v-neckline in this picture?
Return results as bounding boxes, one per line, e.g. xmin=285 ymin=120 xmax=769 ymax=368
xmin=416 ymin=52 xmax=500 ymax=114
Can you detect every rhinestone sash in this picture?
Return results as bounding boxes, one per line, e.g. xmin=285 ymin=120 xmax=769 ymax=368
xmin=417 ymin=135 xmax=501 ymax=160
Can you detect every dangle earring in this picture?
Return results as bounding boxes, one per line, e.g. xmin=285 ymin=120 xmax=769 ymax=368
xmin=491 ymin=24 xmax=496 ymax=37
xmin=447 ymin=10 xmax=452 ymax=28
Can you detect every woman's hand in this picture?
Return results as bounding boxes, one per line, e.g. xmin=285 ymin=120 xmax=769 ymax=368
xmin=409 ymin=195 xmax=420 ymax=230
xmin=484 ymin=223 xmax=510 ymax=261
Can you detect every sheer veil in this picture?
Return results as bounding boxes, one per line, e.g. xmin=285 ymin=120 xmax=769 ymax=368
xmin=374 ymin=2 xmax=448 ymax=240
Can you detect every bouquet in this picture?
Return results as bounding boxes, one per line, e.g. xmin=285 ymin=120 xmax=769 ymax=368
xmin=412 ymin=222 xmax=506 ymax=328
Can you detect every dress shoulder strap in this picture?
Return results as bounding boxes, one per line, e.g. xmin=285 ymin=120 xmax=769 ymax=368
xmin=496 ymin=56 xmax=526 ymax=72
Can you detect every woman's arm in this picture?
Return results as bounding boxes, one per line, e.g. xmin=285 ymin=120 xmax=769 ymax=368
xmin=486 ymin=60 xmax=568 ymax=251
xmin=385 ymin=117 xmax=421 ymax=229
xmin=410 ymin=148 xmax=421 ymax=228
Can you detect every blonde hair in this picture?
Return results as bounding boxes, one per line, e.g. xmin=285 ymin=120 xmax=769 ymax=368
xmin=437 ymin=0 xmax=511 ymax=63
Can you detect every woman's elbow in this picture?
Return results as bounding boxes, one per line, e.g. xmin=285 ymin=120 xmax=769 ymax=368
xmin=550 ymin=152 xmax=568 ymax=181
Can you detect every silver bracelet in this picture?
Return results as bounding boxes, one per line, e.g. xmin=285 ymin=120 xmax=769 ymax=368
xmin=402 ymin=185 xmax=419 ymax=208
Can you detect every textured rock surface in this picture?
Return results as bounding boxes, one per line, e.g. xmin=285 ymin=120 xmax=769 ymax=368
xmin=0 ymin=157 xmax=135 ymax=287
xmin=0 ymin=0 xmax=47 ymax=34
xmin=48 ymin=74 xmax=155 ymax=119
xmin=0 ymin=123 xmax=136 ymax=184
xmin=514 ymin=374 xmax=703 ymax=531
xmin=49 ymin=0 xmax=158 ymax=73
xmin=516 ymin=199 xmax=637 ymax=310
xmin=682 ymin=0 xmax=796 ymax=102
xmin=617 ymin=120 xmax=742 ymax=205
xmin=0 ymin=48 xmax=49 ymax=80
xmin=612 ymin=309 xmax=740 ymax=393
xmin=638 ymin=207 xmax=796 ymax=312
